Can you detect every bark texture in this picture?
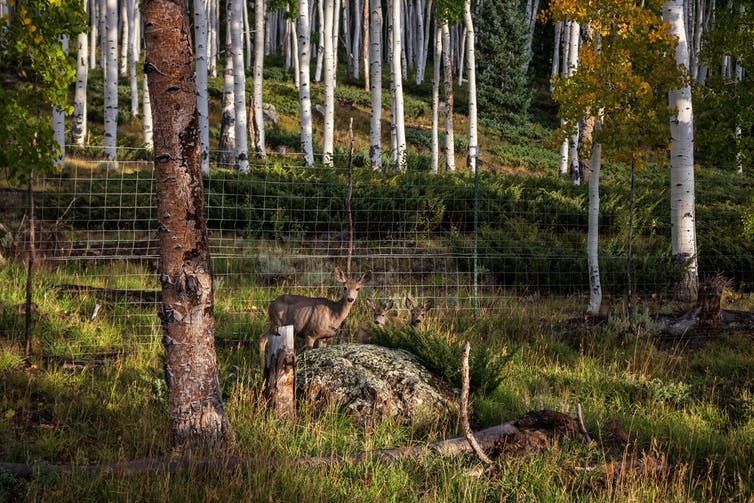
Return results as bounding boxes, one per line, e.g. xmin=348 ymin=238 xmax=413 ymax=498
xmin=143 ymin=0 xmax=232 ymax=451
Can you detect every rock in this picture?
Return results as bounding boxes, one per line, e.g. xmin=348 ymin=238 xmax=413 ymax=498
xmin=262 ymin=103 xmax=279 ymax=128
xmin=296 ymin=344 xmax=459 ymax=427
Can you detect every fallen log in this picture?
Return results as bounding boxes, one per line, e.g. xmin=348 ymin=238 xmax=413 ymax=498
xmin=0 ymin=421 xmax=520 ymax=478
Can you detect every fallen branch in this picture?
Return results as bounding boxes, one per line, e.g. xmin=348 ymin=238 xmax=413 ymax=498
xmin=461 ymin=341 xmax=494 ymax=466
xmin=0 ymin=421 xmax=520 ymax=478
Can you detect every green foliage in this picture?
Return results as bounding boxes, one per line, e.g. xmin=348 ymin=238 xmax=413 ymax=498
xmin=369 ymin=326 xmax=510 ymax=395
xmin=0 ymin=0 xmax=87 ymax=184
xmin=476 ymin=0 xmax=532 ymax=127
xmin=548 ymin=0 xmax=682 ymax=165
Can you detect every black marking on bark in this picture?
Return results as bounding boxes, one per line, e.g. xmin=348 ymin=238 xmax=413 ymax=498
xmin=154 ymin=153 xmax=173 ymax=164
xmin=166 ymin=85 xmax=183 ymax=93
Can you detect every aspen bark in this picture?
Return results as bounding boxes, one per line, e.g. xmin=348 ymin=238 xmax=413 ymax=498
xmin=194 ymin=0 xmax=211 ymax=173
xmin=369 ymin=0 xmax=383 ymax=170
xmin=143 ymin=0 xmax=233 ymax=450
xmin=231 ymin=0 xmax=250 ymax=172
xmin=663 ymin=0 xmax=699 ymax=302
xmin=103 ymin=0 xmax=118 ymax=160
xmin=72 ymin=0 xmax=88 ymax=146
xmin=253 ymin=0 xmax=267 ymax=158
xmin=298 ymin=0 xmax=315 ymax=166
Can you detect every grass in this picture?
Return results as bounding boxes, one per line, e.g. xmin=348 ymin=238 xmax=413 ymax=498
xmin=2 ymin=62 xmax=754 ymax=501
xmin=1 ymin=255 xmax=753 ymax=500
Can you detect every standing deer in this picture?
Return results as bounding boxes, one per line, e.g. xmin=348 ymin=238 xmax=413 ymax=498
xmin=259 ymin=267 xmax=372 ymax=367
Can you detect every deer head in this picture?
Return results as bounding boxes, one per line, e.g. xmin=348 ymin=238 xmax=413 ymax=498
xmin=365 ymin=299 xmax=395 ymax=327
xmin=405 ymin=297 xmax=430 ymax=327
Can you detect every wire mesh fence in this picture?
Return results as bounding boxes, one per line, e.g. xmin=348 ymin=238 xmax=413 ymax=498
xmin=2 ymin=146 xmax=751 ymax=357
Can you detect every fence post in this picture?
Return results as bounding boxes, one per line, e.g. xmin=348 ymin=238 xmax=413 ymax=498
xmin=263 ymin=324 xmax=296 ymax=418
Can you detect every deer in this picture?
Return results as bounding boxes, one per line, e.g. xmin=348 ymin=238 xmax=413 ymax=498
xmin=357 ymin=299 xmax=395 ymax=343
xmin=401 ymin=296 xmax=431 ymax=329
xmin=259 ymin=267 xmax=372 ymax=367
xmin=357 ymin=297 xmax=431 ymax=343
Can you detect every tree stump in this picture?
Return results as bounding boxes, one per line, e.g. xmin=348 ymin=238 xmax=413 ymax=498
xmin=263 ymin=325 xmax=296 ymax=419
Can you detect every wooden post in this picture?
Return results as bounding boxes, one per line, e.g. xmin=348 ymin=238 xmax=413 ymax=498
xmin=263 ymin=324 xmax=296 ymax=418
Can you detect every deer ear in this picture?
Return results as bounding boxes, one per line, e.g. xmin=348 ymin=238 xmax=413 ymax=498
xmin=360 ymin=271 xmax=372 ymax=283
xmin=333 ymin=267 xmax=346 ymax=283
xmin=405 ymin=297 xmax=414 ymax=309
xmin=386 ymin=300 xmax=394 ymax=310
xmin=366 ymin=299 xmax=375 ymax=310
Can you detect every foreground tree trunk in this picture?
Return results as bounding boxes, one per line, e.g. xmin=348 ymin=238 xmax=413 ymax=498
xmin=663 ymin=0 xmax=698 ymax=302
xmin=72 ymin=3 xmax=89 ymax=147
xmin=390 ymin=0 xmax=406 ymax=171
xmin=143 ymin=0 xmax=233 ymax=451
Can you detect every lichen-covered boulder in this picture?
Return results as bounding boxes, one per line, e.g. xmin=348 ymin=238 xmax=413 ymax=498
xmin=296 ymin=343 xmax=459 ymax=427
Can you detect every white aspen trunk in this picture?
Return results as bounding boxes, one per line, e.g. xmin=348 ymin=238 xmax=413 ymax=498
xmin=463 ymin=0 xmax=477 ymax=174
xmin=352 ymin=0 xmax=362 ymax=79
xmin=298 ymin=0 xmax=315 ymax=166
xmin=99 ymin=0 xmax=107 ymax=74
xmin=369 ymin=0 xmax=383 ymax=170
xmin=72 ymin=0 xmax=89 ymax=147
xmin=399 ymin=0 xmax=407 ymax=76
xmin=568 ymin=22 xmax=581 ymax=185
xmin=431 ymin=22 xmax=441 ymax=174
xmin=315 ymin=0 xmax=325 ymax=82
xmin=587 ymin=137 xmax=602 ymax=315
xmin=457 ymin=26 xmax=465 ymax=86
xmin=53 ymin=37 xmax=69 ymax=170
xmin=362 ymin=0 xmax=370 ymax=89
xmin=291 ymin=16 xmax=300 ymax=89
xmin=391 ymin=0 xmax=407 ymax=171
xmin=442 ymin=23 xmax=455 ymax=172
xmin=285 ymin=9 xmax=292 ymax=69
xmin=89 ymin=0 xmax=98 ymax=69
xmin=343 ymin=0 xmax=352 ymax=73
xmin=103 ymin=0 xmax=118 ymax=160
xmin=127 ymin=0 xmax=138 ymax=118
xmin=414 ymin=0 xmax=427 ymax=85
xmin=119 ymin=0 xmax=128 ymax=76
xmin=218 ymin=27 xmax=236 ymax=167
xmin=254 ymin=0 xmax=267 ymax=158
xmin=522 ymin=0 xmax=540 ymax=74
xmin=243 ymin=0 xmax=252 ymax=68
xmin=550 ymin=21 xmax=561 ymax=92
xmin=207 ymin=0 xmax=217 ymax=77
xmin=142 ymin=74 xmax=154 ymax=150
xmin=231 ymin=0 xmax=250 ymax=172
xmin=333 ymin=0 xmax=341 ymax=71
xmin=736 ymin=50 xmax=743 ymax=175
xmin=323 ymin=0 xmax=335 ymax=166
xmin=663 ymin=0 xmax=698 ymax=302
xmin=387 ymin=0 xmax=397 ymax=164
xmin=194 ymin=0 xmax=211 ymax=173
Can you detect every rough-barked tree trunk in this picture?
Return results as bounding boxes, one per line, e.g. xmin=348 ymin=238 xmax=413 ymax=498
xmin=298 ymin=0 xmax=314 ymax=166
xmin=369 ymin=0 xmax=382 ymax=170
xmin=143 ymin=0 xmax=233 ymax=451
xmin=663 ymin=0 xmax=698 ymax=302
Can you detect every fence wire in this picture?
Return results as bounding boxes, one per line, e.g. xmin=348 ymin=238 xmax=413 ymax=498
xmin=3 ymin=147 xmax=747 ymax=357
